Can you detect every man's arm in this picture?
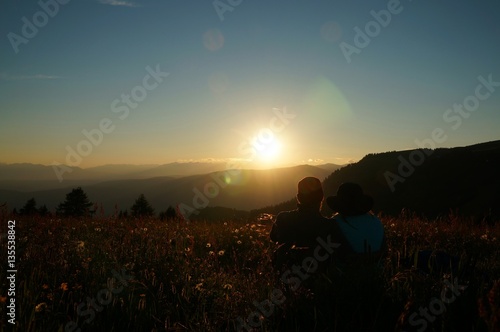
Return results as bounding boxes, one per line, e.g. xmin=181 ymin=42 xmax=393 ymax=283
xmin=270 ymin=221 xmax=279 ymax=243
xmin=270 ymin=212 xmax=287 ymax=243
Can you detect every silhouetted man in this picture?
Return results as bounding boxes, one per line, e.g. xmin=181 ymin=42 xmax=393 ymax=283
xmin=270 ymin=177 xmax=342 ymax=271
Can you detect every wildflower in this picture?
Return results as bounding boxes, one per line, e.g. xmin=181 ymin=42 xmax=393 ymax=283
xmin=224 ymin=222 xmax=227 ymax=226
xmin=95 ymin=227 xmax=101 ymax=232
xmin=60 ymin=283 xmax=69 ymax=291
xmin=209 ymin=251 xmax=214 ymax=256
xmin=206 ymin=243 xmax=212 ymax=248
xmin=481 ymin=234 xmax=488 ymax=241
xmin=237 ymin=240 xmax=242 ymax=245
xmin=218 ymin=250 xmax=225 ymax=256
xmin=223 ymin=284 xmax=233 ymax=290
xmin=42 ymin=284 xmax=50 ymax=290
xmin=195 ymin=282 xmax=204 ymax=291
xmin=143 ymin=228 xmax=148 ymax=232
xmin=35 ymin=302 xmax=47 ymax=313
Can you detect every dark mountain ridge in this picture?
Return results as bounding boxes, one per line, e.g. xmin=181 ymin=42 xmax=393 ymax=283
xmin=252 ymin=140 xmax=500 ymax=221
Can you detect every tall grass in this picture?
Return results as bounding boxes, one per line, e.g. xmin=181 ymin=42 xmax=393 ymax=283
xmin=1 ymin=213 xmax=499 ymax=331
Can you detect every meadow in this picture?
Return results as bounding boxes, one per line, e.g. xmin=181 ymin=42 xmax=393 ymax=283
xmin=1 ymin=211 xmax=499 ymax=332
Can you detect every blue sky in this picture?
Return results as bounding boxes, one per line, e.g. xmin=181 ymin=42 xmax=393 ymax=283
xmin=1 ymin=0 xmax=499 ymax=168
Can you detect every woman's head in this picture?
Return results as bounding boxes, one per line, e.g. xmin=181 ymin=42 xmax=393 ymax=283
xmin=326 ymin=182 xmax=373 ymax=216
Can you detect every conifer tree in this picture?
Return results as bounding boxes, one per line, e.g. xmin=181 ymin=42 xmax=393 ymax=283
xmin=20 ymin=197 xmax=38 ymax=215
xmin=130 ymin=194 xmax=155 ymax=217
xmin=56 ymin=187 xmax=93 ymax=217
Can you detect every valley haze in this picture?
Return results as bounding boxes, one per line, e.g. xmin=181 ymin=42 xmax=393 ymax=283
xmin=0 ymin=161 xmax=342 ymax=215
xmin=3 ymin=140 xmax=500 ymax=220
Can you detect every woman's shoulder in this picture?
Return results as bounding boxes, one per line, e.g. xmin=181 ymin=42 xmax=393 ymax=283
xmin=334 ymin=213 xmax=382 ymax=223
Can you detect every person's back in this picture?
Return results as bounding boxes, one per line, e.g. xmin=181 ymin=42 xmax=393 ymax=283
xmin=326 ymin=182 xmax=386 ymax=263
xmin=270 ymin=177 xmax=343 ymax=273
xmin=270 ymin=207 xmax=337 ymax=246
xmin=333 ymin=213 xmax=385 ymax=256
xmin=325 ymin=182 xmax=387 ymax=330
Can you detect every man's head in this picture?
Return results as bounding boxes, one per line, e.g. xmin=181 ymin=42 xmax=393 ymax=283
xmin=296 ymin=177 xmax=324 ymax=207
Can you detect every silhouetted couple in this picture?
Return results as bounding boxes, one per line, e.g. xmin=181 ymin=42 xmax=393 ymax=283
xmin=270 ymin=177 xmax=386 ymax=272
xmin=269 ymin=177 xmax=387 ymax=331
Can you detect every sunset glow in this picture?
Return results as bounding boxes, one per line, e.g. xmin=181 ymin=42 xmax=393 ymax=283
xmin=253 ymin=136 xmax=282 ymax=164
xmin=0 ymin=1 xmax=498 ymax=169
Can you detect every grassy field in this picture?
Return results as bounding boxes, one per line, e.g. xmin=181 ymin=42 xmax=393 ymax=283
xmin=1 ymin=211 xmax=500 ymax=332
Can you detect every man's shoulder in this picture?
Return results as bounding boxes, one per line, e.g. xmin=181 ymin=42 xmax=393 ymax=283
xmin=275 ymin=209 xmax=333 ymax=224
xmin=275 ymin=209 xmax=300 ymax=222
xmin=276 ymin=209 xmax=299 ymax=216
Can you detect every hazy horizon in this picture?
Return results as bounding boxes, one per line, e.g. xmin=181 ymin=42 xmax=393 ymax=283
xmin=0 ymin=158 xmax=346 ymax=169
xmin=1 ymin=138 xmax=497 ymax=169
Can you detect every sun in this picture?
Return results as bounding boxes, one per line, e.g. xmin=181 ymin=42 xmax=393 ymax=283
xmin=252 ymin=135 xmax=282 ymax=163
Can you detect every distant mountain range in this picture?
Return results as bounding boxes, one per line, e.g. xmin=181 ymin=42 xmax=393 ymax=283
xmin=4 ymin=140 xmax=500 ymax=221
xmin=0 ymin=163 xmax=342 ymax=215
xmin=0 ymin=162 xmax=226 ymax=191
xmin=252 ymin=140 xmax=500 ymax=221
xmin=0 ymin=162 xmax=342 ymax=191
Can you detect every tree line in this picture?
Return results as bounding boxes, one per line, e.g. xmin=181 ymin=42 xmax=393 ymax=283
xmin=13 ymin=187 xmax=179 ymax=220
